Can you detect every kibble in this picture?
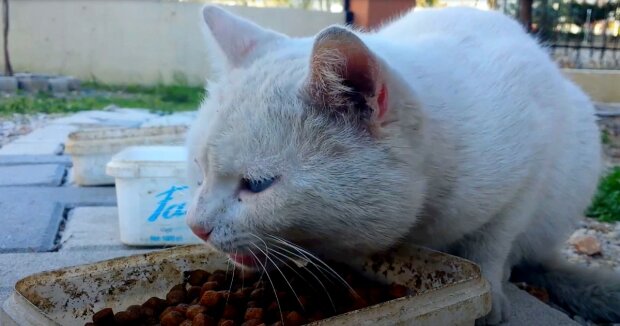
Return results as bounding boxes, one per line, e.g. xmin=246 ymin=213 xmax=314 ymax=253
xmin=113 ymin=311 xmax=139 ymax=325
xmin=143 ymin=297 xmax=167 ymax=312
xmin=188 ymin=286 xmax=203 ymax=301
xmin=200 ymin=290 xmax=223 ymax=307
xmin=92 ymin=307 xmax=114 ymax=325
xmin=241 ymin=319 xmax=264 ymax=326
xmin=186 ymin=270 xmax=211 ymax=286
xmin=389 ymin=283 xmax=409 ymax=298
xmin=284 ymin=311 xmax=305 ymax=326
xmin=161 ymin=310 xmax=186 ymax=326
xmin=87 ymin=261 xmax=408 ymax=326
xmin=185 ymin=305 xmax=206 ymax=319
xmin=222 ymin=305 xmax=239 ymax=320
xmin=192 ymin=313 xmax=216 ymax=326
xmin=167 ymin=284 xmax=188 ymax=305
xmin=244 ymin=307 xmax=263 ymax=321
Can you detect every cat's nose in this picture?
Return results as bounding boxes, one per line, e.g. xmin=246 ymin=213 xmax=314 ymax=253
xmin=191 ymin=226 xmax=213 ymax=241
xmin=186 ymin=196 xmax=212 ymax=241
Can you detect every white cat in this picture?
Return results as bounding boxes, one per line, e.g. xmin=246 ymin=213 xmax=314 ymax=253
xmin=186 ymin=5 xmax=619 ymax=324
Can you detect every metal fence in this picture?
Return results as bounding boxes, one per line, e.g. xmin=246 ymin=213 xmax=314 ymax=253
xmin=502 ymin=0 xmax=620 ymax=69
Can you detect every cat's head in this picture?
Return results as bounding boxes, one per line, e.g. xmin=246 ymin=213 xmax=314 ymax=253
xmin=186 ymin=5 xmax=427 ymax=268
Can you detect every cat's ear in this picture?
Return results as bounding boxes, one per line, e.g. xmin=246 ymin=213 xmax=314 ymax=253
xmin=305 ymin=26 xmax=388 ymax=129
xmin=202 ymin=5 xmax=286 ymax=68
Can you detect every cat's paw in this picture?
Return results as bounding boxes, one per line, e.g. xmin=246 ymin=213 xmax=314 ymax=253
xmin=476 ymin=289 xmax=510 ymax=325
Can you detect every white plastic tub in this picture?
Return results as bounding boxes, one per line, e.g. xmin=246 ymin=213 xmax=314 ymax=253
xmin=105 ymin=145 xmax=201 ymax=246
xmin=65 ymin=125 xmax=188 ymax=186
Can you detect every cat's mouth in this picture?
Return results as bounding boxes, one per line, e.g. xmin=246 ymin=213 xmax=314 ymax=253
xmin=228 ymin=252 xmax=265 ymax=269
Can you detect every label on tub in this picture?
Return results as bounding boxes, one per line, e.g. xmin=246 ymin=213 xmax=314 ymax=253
xmin=139 ymin=184 xmax=201 ymax=244
xmin=148 ymin=185 xmax=189 ymax=222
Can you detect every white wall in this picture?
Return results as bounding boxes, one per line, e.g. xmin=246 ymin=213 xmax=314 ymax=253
xmin=1 ymin=0 xmax=343 ymax=86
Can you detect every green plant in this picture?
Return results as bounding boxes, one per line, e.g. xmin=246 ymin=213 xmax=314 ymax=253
xmin=602 ymin=129 xmax=611 ymax=145
xmin=0 ymin=83 xmax=206 ymax=116
xmin=586 ymin=167 xmax=620 ymax=222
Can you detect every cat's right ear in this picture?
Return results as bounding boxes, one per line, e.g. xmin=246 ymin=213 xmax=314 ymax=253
xmin=304 ymin=26 xmax=389 ymax=134
xmin=201 ymin=5 xmax=286 ymax=69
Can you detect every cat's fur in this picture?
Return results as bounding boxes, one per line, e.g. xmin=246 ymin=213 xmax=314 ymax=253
xmin=186 ymin=5 xmax=620 ymax=324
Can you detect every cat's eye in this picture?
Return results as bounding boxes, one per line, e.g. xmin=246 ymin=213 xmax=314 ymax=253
xmin=241 ymin=176 xmax=277 ymax=193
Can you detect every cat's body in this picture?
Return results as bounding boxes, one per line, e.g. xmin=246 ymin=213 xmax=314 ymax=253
xmin=187 ymin=5 xmax=619 ymax=324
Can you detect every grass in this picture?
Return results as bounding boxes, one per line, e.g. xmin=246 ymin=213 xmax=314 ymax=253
xmin=601 ymin=129 xmax=611 ymax=145
xmin=0 ymin=82 xmax=205 ymax=116
xmin=586 ymin=166 xmax=620 ymax=222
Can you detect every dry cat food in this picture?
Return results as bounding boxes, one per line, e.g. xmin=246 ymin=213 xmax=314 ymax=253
xmin=86 ymin=262 xmax=409 ymax=326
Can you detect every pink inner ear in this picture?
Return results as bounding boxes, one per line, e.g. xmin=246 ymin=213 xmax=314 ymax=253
xmin=378 ymin=83 xmax=388 ymax=120
xmin=239 ymin=39 xmax=257 ymax=58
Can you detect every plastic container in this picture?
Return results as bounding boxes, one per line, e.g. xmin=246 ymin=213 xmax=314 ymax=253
xmin=65 ymin=125 xmax=188 ymax=186
xmin=1 ymin=245 xmax=491 ymax=326
xmin=105 ymin=145 xmax=201 ymax=246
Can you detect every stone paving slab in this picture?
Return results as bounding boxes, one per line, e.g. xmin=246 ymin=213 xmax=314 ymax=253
xmin=0 ymin=187 xmax=117 ymax=253
xmin=141 ymin=111 xmax=197 ymax=127
xmin=0 ymin=141 xmax=64 ymax=155
xmin=50 ymin=108 xmax=157 ymax=128
xmin=6 ymin=124 xmax=77 ymax=143
xmin=0 ymin=155 xmax=71 ymax=166
xmin=60 ymin=207 xmax=124 ymax=251
xmin=0 ymin=164 xmax=65 ymax=186
xmin=0 ymin=200 xmax=63 ymax=253
xmin=504 ymin=284 xmax=578 ymax=325
xmin=0 ymin=186 xmax=117 ymax=207
xmin=0 ymin=124 xmax=77 ymax=155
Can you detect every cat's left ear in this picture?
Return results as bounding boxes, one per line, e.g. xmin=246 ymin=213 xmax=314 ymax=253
xmin=304 ymin=26 xmax=389 ymax=130
xmin=202 ymin=5 xmax=287 ymax=68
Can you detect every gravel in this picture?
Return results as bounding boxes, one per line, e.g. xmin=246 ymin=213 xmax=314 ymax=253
xmin=562 ymin=218 xmax=620 ymax=272
xmin=524 ymin=218 xmax=620 ymax=325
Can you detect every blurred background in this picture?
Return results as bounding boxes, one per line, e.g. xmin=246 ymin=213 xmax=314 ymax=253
xmin=0 ymin=0 xmax=616 ymax=121
xmin=0 ymin=0 xmax=618 ymax=88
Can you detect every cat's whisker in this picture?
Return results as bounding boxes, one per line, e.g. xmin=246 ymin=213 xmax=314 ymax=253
xmin=239 ymin=233 xmax=267 ymax=284
xmin=225 ymin=249 xmax=237 ymax=307
xmin=267 ymin=249 xmax=313 ymax=286
xmin=264 ymin=238 xmax=353 ymax=309
xmin=267 ymin=235 xmax=355 ymax=294
xmin=270 ymin=235 xmax=353 ymax=289
xmin=269 ymin=246 xmax=337 ymax=311
xmin=250 ymin=242 xmax=305 ymax=310
xmin=246 ymin=235 xmax=266 ymax=287
xmin=225 ymin=250 xmax=231 ymax=276
xmin=248 ymin=246 xmax=284 ymax=325
xmin=240 ymin=258 xmax=246 ymax=294
xmin=266 ymin=240 xmax=336 ymax=286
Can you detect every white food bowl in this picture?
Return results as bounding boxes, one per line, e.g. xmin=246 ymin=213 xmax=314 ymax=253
xmin=1 ymin=245 xmax=491 ymax=326
xmin=106 ymin=145 xmax=201 ymax=246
